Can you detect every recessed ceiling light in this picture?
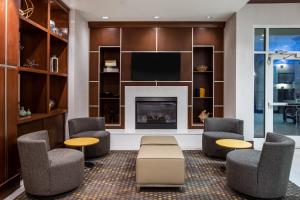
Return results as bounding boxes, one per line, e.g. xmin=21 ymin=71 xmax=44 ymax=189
xmin=154 ymin=16 xmax=160 ymax=19
xmin=206 ymin=16 xmax=214 ymax=19
xmin=102 ymin=16 xmax=109 ymax=20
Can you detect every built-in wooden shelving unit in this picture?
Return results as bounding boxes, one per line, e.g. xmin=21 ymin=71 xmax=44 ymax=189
xmin=18 ymin=0 xmax=69 ymax=125
xmin=99 ymin=47 xmax=121 ymax=125
xmin=192 ymin=46 xmax=214 ymax=127
xmin=89 ymin=24 xmax=224 ymax=129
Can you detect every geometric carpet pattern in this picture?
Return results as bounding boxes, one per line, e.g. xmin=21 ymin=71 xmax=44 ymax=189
xmin=16 ymin=151 xmax=300 ymax=200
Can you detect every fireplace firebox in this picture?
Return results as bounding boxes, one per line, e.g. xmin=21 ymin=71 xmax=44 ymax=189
xmin=135 ymin=97 xmax=177 ymax=129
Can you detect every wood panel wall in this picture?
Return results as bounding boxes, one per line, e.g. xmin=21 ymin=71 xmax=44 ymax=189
xmin=89 ymin=22 xmax=224 ymax=129
xmin=0 ymin=0 xmax=20 ymax=195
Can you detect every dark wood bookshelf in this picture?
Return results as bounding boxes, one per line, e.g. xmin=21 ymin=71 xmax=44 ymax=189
xmin=18 ymin=0 xmax=69 ymax=123
xmin=17 ymin=109 xmax=67 ymax=125
xmin=193 ymin=71 xmax=213 ymax=73
xmin=50 ymin=32 xmax=68 ymax=43
xmin=192 ymin=46 xmax=214 ymax=125
xmin=18 ymin=67 xmax=48 ymax=75
xmin=20 ymin=0 xmax=48 ymax=29
xmin=50 ymin=72 xmax=68 ymax=77
xmin=99 ymin=47 xmax=121 ymax=125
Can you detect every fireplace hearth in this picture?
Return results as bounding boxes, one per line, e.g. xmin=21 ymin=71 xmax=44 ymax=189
xmin=135 ymin=97 xmax=177 ymax=129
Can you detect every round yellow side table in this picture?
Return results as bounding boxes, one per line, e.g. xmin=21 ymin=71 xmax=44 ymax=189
xmin=216 ymin=139 xmax=252 ymax=149
xmin=216 ymin=139 xmax=252 ymax=171
xmin=64 ymin=137 xmax=99 ymax=168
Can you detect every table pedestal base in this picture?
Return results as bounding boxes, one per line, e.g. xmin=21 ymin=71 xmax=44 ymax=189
xmin=85 ymin=161 xmax=95 ymax=168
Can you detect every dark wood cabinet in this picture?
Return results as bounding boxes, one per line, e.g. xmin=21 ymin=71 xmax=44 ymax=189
xmin=44 ymin=114 xmax=65 ymax=149
xmin=18 ymin=113 xmax=66 ymax=149
xmin=0 ymin=0 xmax=5 ymax=64
xmin=193 ymin=28 xmax=224 ymax=51
xmin=7 ymin=0 xmax=19 ymax=66
xmin=122 ymin=27 xmax=156 ymax=51
xmin=157 ymin=27 xmax=192 ymax=51
xmin=6 ymin=68 xmax=18 ymax=179
xmin=0 ymin=68 xmax=5 ymax=185
xmin=90 ymin=28 xmax=120 ymax=51
xmin=89 ymin=53 xmax=99 ymax=81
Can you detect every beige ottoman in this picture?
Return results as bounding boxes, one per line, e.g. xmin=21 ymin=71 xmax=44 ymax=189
xmin=140 ymin=136 xmax=178 ymax=146
xmin=136 ymin=136 xmax=185 ymax=191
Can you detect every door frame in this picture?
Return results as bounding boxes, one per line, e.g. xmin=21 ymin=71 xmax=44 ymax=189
xmin=265 ymin=53 xmax=300 ymax=147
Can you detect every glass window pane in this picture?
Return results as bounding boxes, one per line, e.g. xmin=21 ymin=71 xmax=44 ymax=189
xmin=273 ymin=59 xmax=300 ymax=136
xmin=254 ymin=54 xmax=265 ymax=138
xmin=269 ymin=28 xmax=300 ymax=52
xmin=254 ymin=28 xmax=266 ymax=51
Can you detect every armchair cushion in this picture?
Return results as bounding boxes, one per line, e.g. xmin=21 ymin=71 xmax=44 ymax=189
xmin=226 ymin=150 xmax=261 ymax=196
xmin=71 ymin=130 xmax=110 ymax=139
xmin=48 ymin=148 xmax=84 ymax=195
xmin=203 ymin=132 xmax=244 ymax=140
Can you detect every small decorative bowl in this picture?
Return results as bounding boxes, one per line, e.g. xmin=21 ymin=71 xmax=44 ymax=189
xmin=195 ymin=65 xmax=208 ymax=72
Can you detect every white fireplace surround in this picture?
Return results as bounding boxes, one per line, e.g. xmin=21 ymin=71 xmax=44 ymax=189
xmin=125 ymin=86 xmax=188 ymax=133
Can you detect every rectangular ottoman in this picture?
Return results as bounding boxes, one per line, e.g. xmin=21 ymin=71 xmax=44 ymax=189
xmin=140 ymin=136 xmax=178 ymax=146
xmin=136 ymin=136 xmax=185 ymax=191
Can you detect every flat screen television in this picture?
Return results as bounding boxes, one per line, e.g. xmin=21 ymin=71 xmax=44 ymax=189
xmin=131 ymin=53 xmax=181 ymax=81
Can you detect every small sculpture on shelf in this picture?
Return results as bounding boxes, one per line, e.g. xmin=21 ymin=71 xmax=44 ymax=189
xmin=19 ymin=106 xmax=32 ymax=118
xmin=194 ymin=65 xmax=208 ymax=72
xmin=25 ymin=59 xmax=39 ymax=68
xmin=49 ymin=99 xmax=56 ymax=112
xmin=104 ymin=60 xmax=118 ymax=72
xmin=19 ymin=106 xmax=27 ymax=117
xmin=19 ymin=0 xmax=34 ymax=18
xmin=50 ymin=20 xmax=69 ymax=38
xmin=198 ymin=110 xmax=210 ymax=124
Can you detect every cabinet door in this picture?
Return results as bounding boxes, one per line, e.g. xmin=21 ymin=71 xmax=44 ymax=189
xmin=6 ymin=0 xmax=19 ymax=66
xmin=0 ymin=68 xmax=5 ymax=184
xmin=122 ymin=28 xmax=156 ymax=51
xmin=0 ymin=0 xmax=5 ymax=64
xmin=6 ymin=68 xmax=18 ymax=178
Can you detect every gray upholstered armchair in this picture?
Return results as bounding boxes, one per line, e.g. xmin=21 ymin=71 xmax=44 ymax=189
xmin=17 ymin=130 xmax=84 ymax=196
xmin=202 ymin=118 xmax=244 ymax=158
xmin=226 ymin=133 xmax=295 ymax=199
xmin=68 ymin=117 xmax=110 ymax=158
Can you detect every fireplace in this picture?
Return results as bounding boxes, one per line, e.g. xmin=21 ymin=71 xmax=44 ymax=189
xmin=135 ymin=97 xmax=177 ymax=129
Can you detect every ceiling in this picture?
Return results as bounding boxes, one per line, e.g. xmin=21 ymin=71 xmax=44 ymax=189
xmin=61 ymin=0 xmax=249 ymax=22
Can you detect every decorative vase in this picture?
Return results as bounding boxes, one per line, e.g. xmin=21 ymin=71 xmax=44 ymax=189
xmin=50 ymin=55 xmax=59 ymax=73
xmin=26 ymin=109 xmax=32 ymax=116
xmin=195 ymin=88 xmax=200 ymax=97
xmin=19 ymin=107 xmax=27 ymax=117
xmin=200 ymin=88 xmax=206 ymax=97
xmin=198 ymin=110 xmax=210 ymax=123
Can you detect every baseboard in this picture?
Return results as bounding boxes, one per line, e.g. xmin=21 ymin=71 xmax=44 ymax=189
xmin=0 ymin=174 xmax=20 ymax=199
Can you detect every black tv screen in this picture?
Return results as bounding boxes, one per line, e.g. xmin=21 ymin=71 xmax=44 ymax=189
xmin=131 ymin=53 xmax=181 ymax=81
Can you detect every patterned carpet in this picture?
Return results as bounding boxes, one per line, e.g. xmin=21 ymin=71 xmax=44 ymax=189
xmin=16 ymin=151 xmax=300 ymax=200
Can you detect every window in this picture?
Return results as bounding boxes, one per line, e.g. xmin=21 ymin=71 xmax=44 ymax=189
xmin=254 ymin=54 xmax=265 ymax=138
xmin=269 ymin=28 xmax=300 ymax=52
xmin=254 ymin=28 xmax=266 ymax=51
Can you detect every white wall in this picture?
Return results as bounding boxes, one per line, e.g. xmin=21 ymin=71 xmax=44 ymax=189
xmin=225 ymin=3 xmax=300 ymax=141
xmin=67 ymin=10 xmax=89 ymax=137
xmin=224 ymin=13 xmax=237 ymax=118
